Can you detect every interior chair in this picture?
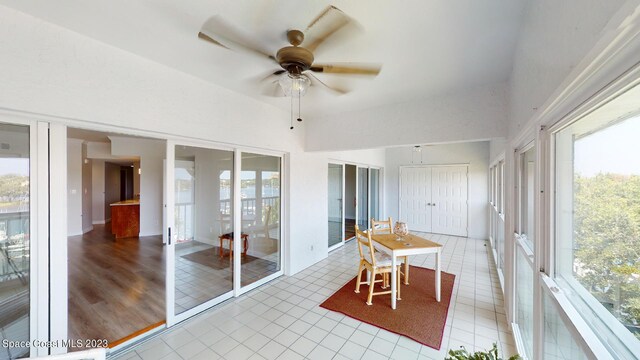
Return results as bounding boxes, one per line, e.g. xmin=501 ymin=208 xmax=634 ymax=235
xmin=354 ymin=225 xmax=401 ymax=305
xmin=370 ymin=217 xmax=410 ymax=285
xmin=218 ymin=213 xmax=248 ymax=259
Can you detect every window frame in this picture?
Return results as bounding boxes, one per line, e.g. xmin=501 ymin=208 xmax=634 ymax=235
xmin=548 ymin=106 xmax=640 ymax=358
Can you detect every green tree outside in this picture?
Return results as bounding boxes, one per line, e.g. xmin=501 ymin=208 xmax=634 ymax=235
xmin=574 ymin=173 xmax=640 ymax=338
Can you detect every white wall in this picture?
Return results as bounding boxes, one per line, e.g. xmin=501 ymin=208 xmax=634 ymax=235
xmin=489 ymin=138 xmax=507 ymax=163
xmin=0 ymin=6 xmax=387 ymax=277
xmin=287 ymin=149 xmax=386 ymax=274
xmin=306 ymin=83 xmax=508 ymax=152
xmin=109 ymin=136 xmax=164 ymax=236
xmin=66 ymin=139 xmax=82 ymax=236
xmin=507 ymin=0 xmax=626 ymax=139
xmin=81 ymin=143 xmax=92 ymax=233
xmin=91 ymin=159 xmax=105 ymax=224
xmin=385 ymin=142 xmax=489 ymax=239
xmin=104 ymin=162 xmax=120 ymax=222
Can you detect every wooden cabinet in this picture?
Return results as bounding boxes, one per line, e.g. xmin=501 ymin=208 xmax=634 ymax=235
xmin=110 ymin=200 xmax=140 ymax=239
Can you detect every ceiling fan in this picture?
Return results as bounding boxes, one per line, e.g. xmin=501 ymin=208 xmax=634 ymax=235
xmin=197 ymin=5 xmax=382 ymax=99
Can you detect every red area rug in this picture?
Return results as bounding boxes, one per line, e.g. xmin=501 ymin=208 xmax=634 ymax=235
xmin=320 ymin=266 xmax=455 ymax=350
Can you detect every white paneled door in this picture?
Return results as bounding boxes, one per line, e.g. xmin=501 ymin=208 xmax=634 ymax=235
xmin=400 ymin=167 xmax=432 ymax=232
xmin=400 ymin=165 xmax=468 ymax=236
xmin=431 ymin=166 xmax=468 ymax=236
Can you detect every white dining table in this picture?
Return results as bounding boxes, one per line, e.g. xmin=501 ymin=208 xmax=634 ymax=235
xmin=370 ymin=233 xmax=442 ymax=309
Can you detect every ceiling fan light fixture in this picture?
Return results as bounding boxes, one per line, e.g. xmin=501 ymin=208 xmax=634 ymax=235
xmin=279 ymin=73 xmax=311 ymax=98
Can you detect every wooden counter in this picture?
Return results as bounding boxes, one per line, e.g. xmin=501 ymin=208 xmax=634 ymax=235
xmin=110 ymin=200 xmax=140 ymax=239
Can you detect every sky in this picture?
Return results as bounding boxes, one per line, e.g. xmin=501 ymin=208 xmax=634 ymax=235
xmin=0 ymin=158 xmax=29 ymax=176
xmin=574 ymin=116 xmax=640 ymax=177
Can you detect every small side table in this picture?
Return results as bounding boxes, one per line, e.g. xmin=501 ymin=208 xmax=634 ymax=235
xmin=218 ymin=232 xmax=248 ymax=258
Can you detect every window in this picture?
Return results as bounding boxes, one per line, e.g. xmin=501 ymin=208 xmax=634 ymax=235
xmin=516 ymin=248 xmax=534 ymax=358
xmin=0 ymin=123 xmax=30 ymax=358
xmin=543 ymin=291 xmax=588 ymax=360
xmin=499 ymin=161 xmax=505 ymax=215
xmin=554 ymin=85 xmax=640 ymax=358
xmin=519 ymin=146 xmax=535 ymax=249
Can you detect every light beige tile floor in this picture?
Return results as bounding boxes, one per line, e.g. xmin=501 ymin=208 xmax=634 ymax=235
xmin=112 ymin=233 xmax=518 ymax=360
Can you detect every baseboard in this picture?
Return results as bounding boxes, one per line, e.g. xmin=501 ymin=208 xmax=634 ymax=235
xmin=92 ymin=220 xmax=106 ymax=225
xmin=82 ymin=225 xmax=94 ymax=234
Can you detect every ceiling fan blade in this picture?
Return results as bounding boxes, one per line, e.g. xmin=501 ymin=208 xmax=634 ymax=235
xmin=261 ymin=80 xmax=286 ymax=97
xmin=303 ymin=6 xmax=354 ymax=52
xmin=199 ymin=16 xmax=277 ymax=63
xmin=259 ymin=69 xmax=286 ymax=83
xmin=305 ymin=72 xmax=349 ymax=95
xmin=310 ymin=63 xmax=382 ymax=76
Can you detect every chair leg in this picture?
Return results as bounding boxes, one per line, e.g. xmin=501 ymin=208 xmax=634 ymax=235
xmin=366 ymin=271 xmax=376 ymax=305
xmin=397 ymin=267 xmax=402 ymax=300
xmin=404 ymin=258 xmax=410 ymax=285
xmin=355 ymin=264 xmax=364 ymax=293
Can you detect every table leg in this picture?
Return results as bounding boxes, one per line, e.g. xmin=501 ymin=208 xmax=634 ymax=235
xmin=391 ymin=254 xmax=397 ymax=309
xmin=436 ymin=249 xmax=441 ymax=302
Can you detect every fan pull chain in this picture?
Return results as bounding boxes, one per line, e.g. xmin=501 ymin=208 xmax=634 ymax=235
xmin=290 ymin=94 xmax=294 ymax=130
xmin=297 ymin=88 xmax=302 ymax=123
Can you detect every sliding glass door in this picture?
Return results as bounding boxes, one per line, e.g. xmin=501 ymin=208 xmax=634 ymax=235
xmin=0 ymin=123 xmax=31 ymax=359
xmin=328 ymin=164 xmax=381 ymax=250
xmin=369 ymin=168 xmax=380 ymax=221
xmin=356 ymin=167 xmax=369 ymax=230
xmin=166 ymin=142 xmax=235 ymax=324
xmin=327 ymin=164 xmax=344 ymax=248
xmin=166 ymin=144 xmax=284 ymax=325
xmin=240 ymin=152 xmax=281 ymax=287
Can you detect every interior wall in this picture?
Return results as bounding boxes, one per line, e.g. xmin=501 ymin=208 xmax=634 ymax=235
xmin=91 ymin=159 xmax=105 ymax=224
xmin=0 ymin=7 xmax=387 ymax=276
xmin=133 ymin=161 xmax=140 ymax=198
xmin=385 ymin=141 xmax=489 ymax=239
xmin=109 ymin=136 xmax=164 ymax=236
xmin=104 ymin=162 xmax=121 ymax=222
xmin=344 ymin=165 xmax=356 ymax=220
xmin=81 ymin=142 xmax=92 ymax=233
xmin=66 ymin=139 xmax=82 ymax=236
xmin=306 ymin=83 xmax=508 ymax=151
xmin=507 ymin=0 xmax=626 ymax=139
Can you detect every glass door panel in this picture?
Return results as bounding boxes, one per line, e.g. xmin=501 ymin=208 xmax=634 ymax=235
xmin=0 ymin=123 xmax=30 ymax=359
xmin=369 ymin=168 xmax=380 ymax=221
xmin=240 ymin=153 xmax=281 ymax=287
xmin=357 ymin=167 xmax=368 ymax=230
xmin=328 ymin=164 xmax=344 ymax=248
xmin=168 ymin=144 xmax=234 ymax=321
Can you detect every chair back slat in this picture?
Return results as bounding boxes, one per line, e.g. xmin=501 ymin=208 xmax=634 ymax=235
xmin=370 ymin=217 xmax=393 ymax=235
xmin=354 ymin=225 xmax=376 ymax=266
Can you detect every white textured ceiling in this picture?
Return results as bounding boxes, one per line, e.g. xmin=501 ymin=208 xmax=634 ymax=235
xmin=1 ymin=0 xmax=526 ymax=117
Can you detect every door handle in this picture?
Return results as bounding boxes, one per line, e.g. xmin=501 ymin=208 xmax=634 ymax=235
xmin=427 ymin=203 xmax=432 ymax=206
xmin=432 ymin=203 xmax=436 ymax=206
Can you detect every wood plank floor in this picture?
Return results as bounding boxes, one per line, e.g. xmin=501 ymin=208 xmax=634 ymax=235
xmin=67 ymin=224 xmax=165 ymax=345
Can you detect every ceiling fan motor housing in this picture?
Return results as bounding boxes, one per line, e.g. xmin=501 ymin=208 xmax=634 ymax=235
xmin=276 ymin=46 xmax=314 ymax=73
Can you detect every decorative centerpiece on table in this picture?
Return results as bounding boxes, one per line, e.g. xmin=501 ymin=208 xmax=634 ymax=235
xmin=393 ymin=221 xmax=409 ymax=240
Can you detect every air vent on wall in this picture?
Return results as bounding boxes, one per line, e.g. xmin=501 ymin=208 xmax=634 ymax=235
xmin=0 ymin=143 xmax=10 ymax=150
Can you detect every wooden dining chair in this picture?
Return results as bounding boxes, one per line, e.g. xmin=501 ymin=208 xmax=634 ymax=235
xmin=370 ymin=217 xmax=410 ymax=285
xmin=354 ymin=225 xmax=401 ymax=305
